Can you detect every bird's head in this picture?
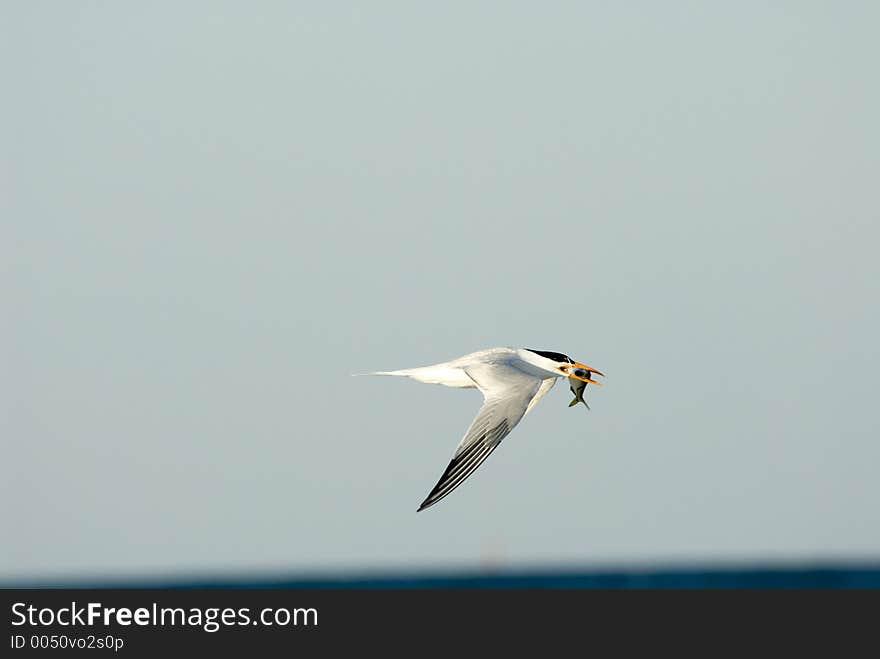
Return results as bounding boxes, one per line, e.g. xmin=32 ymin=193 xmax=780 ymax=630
xmin=523 ymin=349 xmax=604 ymax=384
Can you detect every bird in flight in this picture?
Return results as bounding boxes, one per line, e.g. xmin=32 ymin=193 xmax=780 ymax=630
xmin=367 ymin=347 xmax=603 ymax=511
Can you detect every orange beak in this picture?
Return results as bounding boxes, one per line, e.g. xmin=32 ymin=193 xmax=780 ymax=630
xmin=567 ymin=362 xmax=604 ymax=386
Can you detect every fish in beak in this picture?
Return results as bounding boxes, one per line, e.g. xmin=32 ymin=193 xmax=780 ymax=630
xmin=562 ymin=363 xmax=603 ymax=410
xmin=568 ymin=377 xmax=589 ymax=409
xmin=562 ymin=363 xmax=604 ymax=385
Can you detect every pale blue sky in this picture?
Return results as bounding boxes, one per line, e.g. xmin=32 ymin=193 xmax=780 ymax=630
xmin=3 ymin=2 xmax=879 ymax=581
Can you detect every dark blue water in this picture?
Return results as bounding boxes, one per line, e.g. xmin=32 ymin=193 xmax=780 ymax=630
xmin=17 ymin=564 xmax=878 ymax=589
xmin=185 ymin=566 xmax=880 ymax=589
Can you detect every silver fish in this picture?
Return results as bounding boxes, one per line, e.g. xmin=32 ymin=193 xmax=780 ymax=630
xmin=568 ymin=376 xmax=590 ymax=409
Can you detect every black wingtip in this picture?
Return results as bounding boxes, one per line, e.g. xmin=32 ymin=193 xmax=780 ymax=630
xmin=414 ymin=423 xmax=509 ymax=513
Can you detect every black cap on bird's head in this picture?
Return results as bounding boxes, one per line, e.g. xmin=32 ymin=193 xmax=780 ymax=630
xmin=525 ymin=349 xmax=574 ymax=364
xmin=524 ymin=348 xmax=604 ymax=385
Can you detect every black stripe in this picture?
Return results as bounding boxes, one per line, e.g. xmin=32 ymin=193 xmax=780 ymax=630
xmin=423 ymin=440 xmax=488 ymax=504
xmin=430 ymin=443 xmax=493 ymax=500
xmin=418 ymin=445 xmax=495 ymax=511
xmin=525 ymin=349 xmax=573 ymax=364
xmin=417 ymin=420 xmax=510 ymax=512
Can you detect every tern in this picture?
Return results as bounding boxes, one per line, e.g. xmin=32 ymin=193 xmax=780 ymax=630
xmin=367 ymin=347 xmax=603 ymax=511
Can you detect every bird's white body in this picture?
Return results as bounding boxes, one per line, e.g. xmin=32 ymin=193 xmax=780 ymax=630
xmin=372 ymin=347 xmax=559 ymax=390
xmin=367 ymin=347 xmax=603 ymax=511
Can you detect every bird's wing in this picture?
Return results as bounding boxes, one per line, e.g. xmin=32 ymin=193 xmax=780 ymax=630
xmin=525 ymin=377 xmax=557 ymax=417
xmin=417 ymin=363 xmax=545 ymax=512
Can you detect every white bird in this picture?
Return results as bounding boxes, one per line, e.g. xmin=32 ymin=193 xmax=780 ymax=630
xmin=367 ymin=347 xmax=604 ymax=512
